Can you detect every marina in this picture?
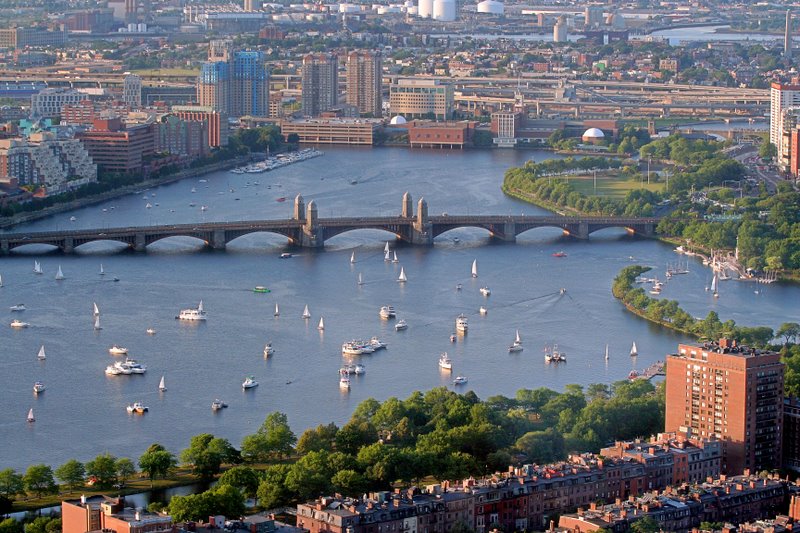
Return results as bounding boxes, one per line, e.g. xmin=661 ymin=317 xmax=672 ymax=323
xmin=230 ymin=148 xmax=323 ymax=175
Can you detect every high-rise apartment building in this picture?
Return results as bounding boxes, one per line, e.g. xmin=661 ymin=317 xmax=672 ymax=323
xmin=197 ymin=61 xmax=230 ymax=113
xmin=389 ymin=78 xmax=453 ymax=120
xmin=122 ymin=73 xmax=141 ymax=109
xmin=664 ymin=339 xmax=784 ymax=476
xmin=346 ymin=51 xmax=382 ymax=117
xmin=770 ymin=81 xmax=800 ymax=168
xmin=301 ymin=53 xmax=339 ymax=117
xmin=196 ymin=44 xmax=268 ymax=118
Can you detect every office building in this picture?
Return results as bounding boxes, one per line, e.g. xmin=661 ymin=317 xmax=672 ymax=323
xmin=172 ymin=105 xmax=229 ymax=148
xmin=346 ymin=51 xmax=382 ymax=117
xmin=301 ymin=53 xmax=339 ymax=117
xmin=770 ymin=81 xmax=800 ymax=168
xmin=664 ymin=339 xmax=784 ymax=475
xmin=389 ymin=79 xmax=453 ymax=120
xmin=553 ymin=15 xmax=568 ymax=43
xmin=123 ymin=73 xmax=142 ymax=109
xmin=0 ymin=26 xmax=67 ymax=49
xmin=76 ymin=117 xmax=154 ymax=174
xmin=30 ymin=88 xmax=84 ymax=119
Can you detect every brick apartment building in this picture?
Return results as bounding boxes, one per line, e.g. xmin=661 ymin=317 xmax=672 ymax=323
xmin=62 ymin=495 xmax=172 ymax=533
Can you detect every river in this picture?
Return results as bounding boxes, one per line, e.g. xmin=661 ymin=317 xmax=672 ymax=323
xmin=0 ymin=146 xmax=797 ymax=471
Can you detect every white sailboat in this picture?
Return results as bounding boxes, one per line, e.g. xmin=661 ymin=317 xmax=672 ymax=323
xmin=350 ymin=251 xmax=356 ymax=264
xmin=94 ymin=316 xmax=102 ymax=330
xmin=27 ymin=408 xmax=35 ymax=423
xmin=515 ymin=330 xmax=522 ymax=344
xmin=471 ymin=259 xmax=478 ymax=278
xmin=158 ymin=375 xmax=167 ymax=392
xmin=605 ymin=344 xmax=609 ymax=361
xmin=508 ymin=330 xmax=523 ymax=352
xmin=274 ymin=303 xmax=280 ymax=317
xmin=630 ymin=341 xmax=638 ymax=357
xmin=318 ymin=317 xmax=325 ymax=330
xmin=99 ymin=264 xmax=105 ymax=276
xmin=711 ymin=274 xmax=719 ymax=298
xmin=397 ymin=267 xmax=407 ymax=283
xmin=384 ymin=249 xmax=391 ymax=261
xmin=93 ymin=302 xmax=100 ymax=316
xmin=0 ymin=273 xmax=3 ymax=287
xmin=33 ymin=260 xmax=43 ymax=275
xmin=37 ymin=345 xmax=46 ymax=360
xmin=55 ymin=265 xmax=64 ymax=280
xmin=384 ymin=241 xmax=390 ymax=254
xmin=357 ymin=272 xmax=364 ymax=286
xmin=302 ymin=304 xmax=311 ymax=319
xmin=392 ymin=251 xmax=399 ymax=263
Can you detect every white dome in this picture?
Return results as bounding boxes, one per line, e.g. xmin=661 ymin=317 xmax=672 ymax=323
xmin=582 ymin=127 xmax=605 ymax=138
xmin=477 ymin=0 xmax=503 ymax=14
xmin=390 ymin=115 xmax=407 ymax=125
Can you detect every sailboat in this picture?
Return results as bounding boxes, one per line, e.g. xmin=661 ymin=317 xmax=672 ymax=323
xmin=711 ymin=273 xmax=719 ymax=298
xmin=0 ymin=273 xmax=3 ymax=287
xmin=27 ymin=408 xmax=35 ymax=423
xmin=33 ymin=260 xmax=43 ymax=275
xmin=392 ymin=251 xmax=399 ymax=264
xmin=398 ymin=267 xmax=407 ymax=283
xmin=302 ymin=305 xmax=311 ymax=319
xmin=94 ymin=316 xmax=102 ymax=330
xmin=55 ymin=265 xmax=64 ymax=280
xmin=384 ymin=241 xmax=390 ymax=254
xmin=274 ymin=303 xmax=280 ymax=317
xmin=350 ymin=251 xmax=356 ymax=264
xmin=471 ymin=259 xmax=478 ymax=278
xmin=318 ymin=317 xmax=325 ymax=330
xmin=357 ymin=273 xmax=364 ymax=286
xmin=630 ymin=342 xmax=638 ymax=357
xmin=99 ymin=264 xmax=105 ymax=276
xmin=37 ymin=345 xmax=46 ymax=360
xmin=384 ymin=249 xmax=391 ymax=262
xmin=158 ymin=376 xmax=167 ymax=392
xmin=508 ymin=330 xmax=523 ymax=352
xmin=93 ymin=302 xmax=100 ymax=316
xmin=605 ymin=344 xmax=609 ymax=361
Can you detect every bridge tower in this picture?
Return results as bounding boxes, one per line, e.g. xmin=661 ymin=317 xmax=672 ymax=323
xmin=293 ymin=194 xmax=305 ymax=220
xmin=401 ymin=192 xmax=413 ymax=218
xmin=411 ymin=197 xmax=433 ymax=245
xmin=299 ymin=199 xmax=323 ymax=248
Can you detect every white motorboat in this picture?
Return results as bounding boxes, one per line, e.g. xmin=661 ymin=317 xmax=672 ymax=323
xmin=318 ymin=317 xmax=325 ymax=330
xmin=33 ymin=381 xmax=45 ymax=394
xmin=55 ymin=265 xmax=64 ymax=280
xmin=439 ymin=352 xmax=452 ymax=370
xmin=93 ymin=302 xmax=100 ymax=316
xmin=339 ymin=369 xmax=351 ymax=390
xmin=10 ymin=319 xmax=29 ymax=328
xmin=453 ymin=375 xmax=468 ymax=385
xmin=471 ymin=259 xmax=478 ymax=278
xmin=545 ymin=345 xmax=566 ymax=363
xmin=302 ymin=304 xmax=311 ymax=319
xmin=70 ymin=216 xmax=77 ymax=222
xmin=479 ymin=287 xmax=491 ymax=296
xmin=108 ymin=345 xmax=128 ymax=355
xmin=450 ymin=333 xmax=456 ymax=343
xmin=211 ymin=399 xmax=227 ymax=411
xmin=455 ymin=314 xmax=468 ymax=333
xmin=33 ymin=260 xmax=43 ymax=275
xmin=353 ymin=363 xmax=366 ymax=375
xmin=105 ymin=364 xmax=123 ymax=376
xmin=178 ymin=300 xmax=207 ymax=321
xmin=369 ymin=337 xmax=387 ymax=350
xmin=158 ymin=375 xmax=167 ymax=392
xmin=479 ymin=306 xmax=488 ymax=315
xmin=264 ymin=343 xmax=274 ymax=357
xmin=27 ymin=408 xmax=35 ymax=423
xmin=126 ymin=402 xmax=149 ymax=414
xmin=117 ymin=358 xmax=146 ymax=374
xmin=395 ymin=319 xmax=408 ymax=331
xmin=379 ymin=305 xmax=396 ymax=319
xmin=146 ymin=327 xmax=156 ymax=335
xmin=242 ymin=376 xmax=259 ymax=389
xmin=280 ymin=252 xmax=292 ymax=258
xmin=9 ymin=304 xmax=25 ymax=311
xmin=630 ymin=341 xmax=638 ymax=357
xmin=456 ymin=283 xmax=462 ymax=291
xmin=37 ymin=345 xmax=46 ymax=360
xmin=342 ymin=341 xmax=364 ymax=356
xmin=397 ymin=267 xmax=407 ymax=283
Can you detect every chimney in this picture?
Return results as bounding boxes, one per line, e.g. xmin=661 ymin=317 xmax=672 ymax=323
xmin=548 ymin=520 xmax=555 ymax=532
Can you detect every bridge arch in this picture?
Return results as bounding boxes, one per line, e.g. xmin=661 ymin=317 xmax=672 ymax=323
xmin=7 ymin=242 xmax=63 ymax=254
xmin=322 ymin=225 xmax=407 ymax=244
xmin=225 ymin=230 xmax=294 ymax=248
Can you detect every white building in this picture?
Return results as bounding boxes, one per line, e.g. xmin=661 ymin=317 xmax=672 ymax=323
xmin=553 ymin=15 xmax=568 ymax=43
xmin=770 ymin=81 xmax=800 ymax=168
xmin=30 ymin=88 xmax=84 ymax=119
xmin=123 ymin=73 xmax=142 ymax=109
xmin=432 ymin=0 xmax=455 ymax=21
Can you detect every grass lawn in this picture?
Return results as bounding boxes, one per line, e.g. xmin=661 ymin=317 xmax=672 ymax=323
xmin=564 ymin=174 xmax=666 ymax=199
xmin=131 ymin=68 xmax=199 ymax=77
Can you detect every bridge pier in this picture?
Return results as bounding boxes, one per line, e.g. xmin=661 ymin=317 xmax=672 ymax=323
xmin=492 ymin=221 xmax=516 ymax=243
xmin=134 ymin=233 xmax=147 ymax=252
xmin=63 ymin=237 xmax=74 ymax=254
xmin=640 ymin=222 xmax=655 ymax=237
xmin=411 ymin=197 xmax=433 ymax=245
xmin=299 ymin=200 xmax=324 ymax=248
xmin=1 ymin=239 xmax=8 ymax=255
xmin=211 ymin=230 xmax=227 ymax=250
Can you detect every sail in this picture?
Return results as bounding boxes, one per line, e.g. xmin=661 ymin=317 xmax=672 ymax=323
xmin=393 ymin=251 xmax=398 ymax=263
xmin=398 ymin=267 xmax=407 ymax=282
xmin=630 ymin=342 xmax=638 ymax=356
xmin=350 ymin=251 xmax=355 ymax=264
xmin=711 ymin=274 xmax=718 ymax=293
xmin=384 ymin=250 xmax=391 ymax=261
xmin=605 ymin=344 xmax=609 ymax=360
xmin=99 ymin=264 xmax=105 ymax=275
xmin=358 ymin=273 xmax=363 ymax=285
xmin=93 ymin=302 xmax=100 ymax=316
xmin=34 ymin=260 xmax=42 ymax=274
xmin=27 ymin=408 xmax=34 ymax=422
xmin=302 ymin=305 xmax=310 ymax=318
xmin=0 ymin=273 xmax=3 ymax=287
xmin=385 ymin=241 xmax=390 ymax=253
xmin=515 ymin=330 xmax=521 ymax=344
xmin=55 ymin=265 xmax=64 ymax=280
xmin=274 ymin=303 xmax=280 ymax=316
xmin=318 ymin=317 xmax=325 ymax=330
xmin=471 ymin=259 xmax=478 ymax=278
xmin=198 ymin=300 xmax=204 ymax=312
xmin=94 ymin=316 xmax=101 ymax=330
xmin=159 ymin=376 xmax=166 ymax=391
xmin=37 ymin=345 xmax=46 ymax=360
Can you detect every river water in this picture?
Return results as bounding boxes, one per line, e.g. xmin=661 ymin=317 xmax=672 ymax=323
xmin=0 ymin=146 xmax=797 ymax=471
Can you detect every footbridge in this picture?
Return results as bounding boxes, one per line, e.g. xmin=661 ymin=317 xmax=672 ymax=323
xmin=0 ymin=193 xmax=659 ymax=254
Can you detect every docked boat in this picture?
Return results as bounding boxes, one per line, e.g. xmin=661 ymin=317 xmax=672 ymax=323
xmin=9 ymin=303 xmax=25 ymax=311
xmin=37 ymin=345 xmax=46 ymax=360
xmin=302 ymin=304 xmax=311 ymax=319
xmin=397 ymin=267 xmax=407 ymax=283
xmin=146 ymin=327 xmax=156 ymax=335
xmin=395 ymin=319 xmax=408 ymax=331
xmin=10 ymin=319 xmax=29 ymax=328
xmin=27 ymin=408 xmax=35 ymax=423
xmin=158 ymin=375 xmax=167 ymax=392
xmin=455 ymin=314 xmax=468 ymax=333
xmin=439 ymin=352 xmax=452 ymax=370
xmin=242 ymin=375 xmax=259 ymax=389
xmin=264 ymin=343 xmax=274 ymax=357
xmin=178 ymin=300 xmax=207 ymax=321
xmin=628 ymin=369 xmax=639 ymax=380
xmin=126 ymin=402 xmax=149 ymax=414
xmin=33 ymin=381 xmax=45 ymax=394
xmin=453 ymin=375 xmax=468 ymax=385
xmin=55 ymin=265 xmax=65 ymax=280
xmin=508 ymin=330 xmax=523 ymax=353
xmin=318 ymin=317 xmax=325 ymax=330
xmin=544 ymin=345 xmax=566 ymax=363
xmin=118 ymin=358 xmax=147 ymax=374
xmin=105 ymin=364 xmax=123 ymax=376
xmin=339 ymin=369 xmax=351 ymax=390
xmin=342 ymin=341 xmax=364 ymax=356
xmin=253 ymin=286 xmax=271 ymax=293
xmin=33 ymin=260 xmax=43 ymax=275
xmin=379 ymin=305 xmax=396 ymax=319
xmin=211 ymin=399 xmax=228 ymax=411
xmin=479 ymin=287 xmax=491 ymax=296
xmin=108 ymin=345 xmax=128 ymax=355
xmin=630 ymin=341 xmax=638 ymax=357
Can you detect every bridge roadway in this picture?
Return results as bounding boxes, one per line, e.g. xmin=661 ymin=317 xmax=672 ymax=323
xmin=0 ymin=212 xmax=659 ymax=254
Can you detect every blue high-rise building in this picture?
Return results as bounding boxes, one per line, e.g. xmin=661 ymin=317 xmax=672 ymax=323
xmin=196 ymin=46 xmax=269 ymax=118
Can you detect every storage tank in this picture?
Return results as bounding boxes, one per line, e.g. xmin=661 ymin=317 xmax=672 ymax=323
xmin=477 ymin=0 xmax=503 ymax=15
xmin=432 ymin=0 xmax=456 ymax=21
xmin=553 ymin=15 xmax=568 ymax=42
xmin=418 ymin=0 xmax=433 ymax=18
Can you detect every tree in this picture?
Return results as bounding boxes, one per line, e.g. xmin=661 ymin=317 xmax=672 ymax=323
xmin=777 ymin=322 xmax=800 ymax=345
xmin=218 ymin=466 xmax=260 ymax=498
xmin=629 ymin=516 xmax=661 ymax=533
xmin=0 ymin=519 xmax=23 ymax=533
xmin=0 ymin=469 xmax=24 ymax=499
xmin=0 ymin=496 xmax=12 ymax=517
xmin=86 ymin=453 xmax=118 ymax=488
xmin=23 ymin=464 xmax=57 ymax=498
xmin=25 ymin=517 xmax=58 ymax=533
xmin=296 ymin=423 xmax=339 ymax=455
xmin=241 ymin=412 xmax=296 ymax=463
xmin=116 ymin=458 xmax=136 ymax=486
xmin=139 ymin=444 xmax=177 ymax=485
xmin=330 ymin=469 xmax=366 ymax=497
xmin=758 ymin=140 xmax=777 ymax=160
xmin=181 ymin=434 xmax=238 ymax=480
xmin=55 ymin=460 xmax=86 ymax=491
xmin=256 ymin=465 xmax=292 ymax=509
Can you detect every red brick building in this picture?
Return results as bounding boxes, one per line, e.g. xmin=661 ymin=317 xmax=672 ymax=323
xmin=62 ymin=495 xmax=172 ymax=533
xmin=76 ymin=117 xmax=154 ymax=174
xmin=407 ymin=121 xmax=477 ymax=148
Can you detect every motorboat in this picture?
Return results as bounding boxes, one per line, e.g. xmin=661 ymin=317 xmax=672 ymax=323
xmin=105 ymin=365 xmax=123 ymax=376
xmin=108 ymin=345 xmax=128 ymax=355
xmin=302 ymin=305 xmax=311 ymax=319
xmin=339 ymin=369 xmax=351 ymax=390
xmin=353 ymin=363 xmax=366 ymax=375
xmin=552 ymin=251 xmax=567 ymax=258
xmin=280 ymin=252 xmax=292 ymax=258
xmin=264 ymin=343 xmax=274 ymax=357
xmin=369 ymin=337 xmax=387 ymax=350
xmin=10 ymin=319 xmax=29 ymax=328
xmin=178 ymin=300 xmax=207 ymax=321
xmin=9 ymin=304 xmax=25 ymax=311
xmin=456 ymin=283 xmax=462 ymax=291
xmin=33 ymin=381 xmax=45 ymax=394
xmin=479 ymin=306 xmax=488 ymax=315
xmin=211 ymin=399 xmax=228 ymax=411
xmin=450 ymin=333 xmax=456 ymax=343
xmin=117 ymin=358 xmax=147 ymax=374
xmin=453 ymin=375 xmax=468 ymax=385
xmin=341 ymin=364 xmax=356 ymax=375
xmin=439 ymin=352 xmax=452 ymax=370
xmin=544 ymin=345 xmax=566 ymax=363
xmin=342 ymin=341 xmax=364 ymax=356
xmin=395 ymin=319 xmax=408 ymax=331
xmin=379 ymin=305 xmax=396 ymax=319
xmin=146 ymin=328 xmax=156 ymax=335
xmin=479 ymin=287 xmax=491 ymax=296
xmin=455 ymin=314 xmax=468 ymax=333
xmin=253 ymin=286 xmax=271 ymax=293
xmin=242 ymin=376 xmax=259 ymax=389
xmin=628 ymin=370 xmax=639 ymax=380
xmin=126 ymin=402 xmax=149 ymax=414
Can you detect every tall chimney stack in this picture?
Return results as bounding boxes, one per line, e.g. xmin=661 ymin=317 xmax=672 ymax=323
xmin=786 ymin=10 xmax=793 ymax=59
